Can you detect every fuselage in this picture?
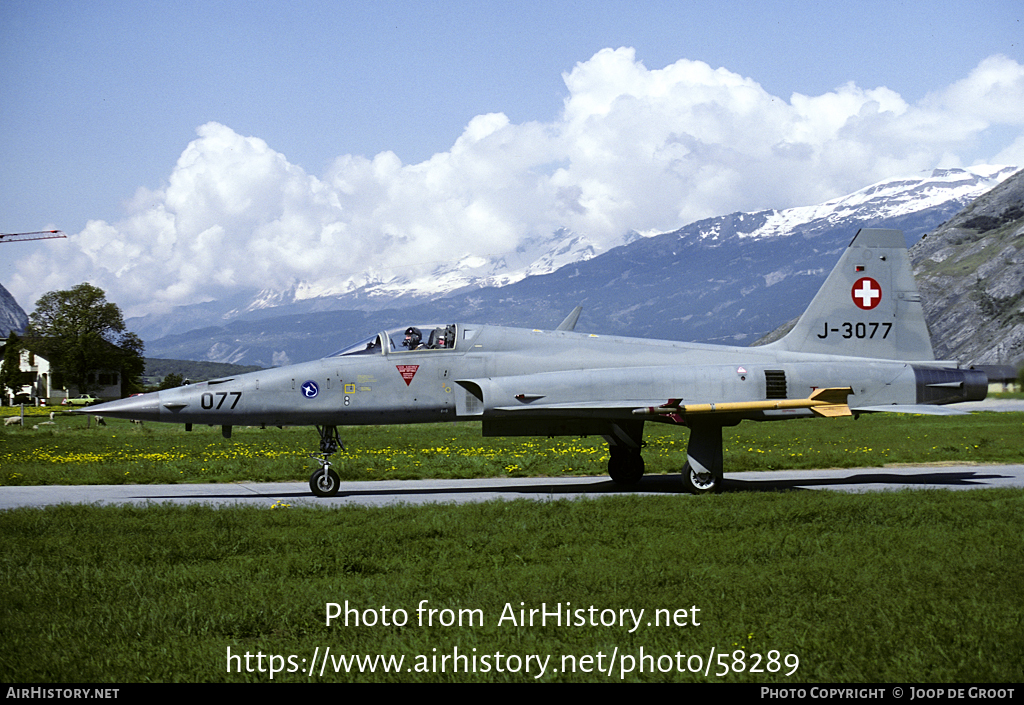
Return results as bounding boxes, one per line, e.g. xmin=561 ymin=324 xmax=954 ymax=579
xmin=89 ymin=322 xmax=986 ymax=430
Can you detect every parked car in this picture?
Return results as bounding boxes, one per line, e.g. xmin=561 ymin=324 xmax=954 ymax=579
xmin=62 ymin=394 xmax=99 ymax=406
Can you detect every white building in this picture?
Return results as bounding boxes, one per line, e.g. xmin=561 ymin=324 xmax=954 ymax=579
xmin=0 ymin=340 xmax=122 ymax=405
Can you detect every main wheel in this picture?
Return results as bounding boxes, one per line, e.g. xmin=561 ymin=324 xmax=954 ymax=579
xmin=681 ymin=461 xmax=723 ymax=495
xmin=608 ymin=447 xmax=645 ymax=485
xmin=310 ymin=467 xmax=341 ymax=497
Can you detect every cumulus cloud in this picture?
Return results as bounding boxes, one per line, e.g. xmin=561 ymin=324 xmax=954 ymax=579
xmin=8 ymin=48 xmax=1024 ymax=318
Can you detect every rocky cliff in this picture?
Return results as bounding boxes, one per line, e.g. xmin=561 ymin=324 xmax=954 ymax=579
xmin=911 ymin=169 xmax=1024 ymax=366
xmin=0 ymin=283 xmax=29 ymax=338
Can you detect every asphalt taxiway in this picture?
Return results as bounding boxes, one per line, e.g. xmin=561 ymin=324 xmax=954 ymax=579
xmin=2 ymin=464 xmax=1022 ymax=510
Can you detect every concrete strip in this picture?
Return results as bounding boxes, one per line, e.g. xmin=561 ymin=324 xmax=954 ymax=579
xmin=2 ymin=464 xmax=1022 ymax=510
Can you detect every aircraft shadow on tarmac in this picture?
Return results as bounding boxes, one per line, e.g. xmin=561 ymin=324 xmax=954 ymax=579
xmin=134 ymin=468 xmax=1011 ymax=503
xmin=320 ymin=470 xmax=1007 ymax=498
xmin=722 ymin=470 xmax=1009 ymax=492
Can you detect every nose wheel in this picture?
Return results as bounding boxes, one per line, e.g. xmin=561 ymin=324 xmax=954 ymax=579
xmin=309 ymin=458 xmax=341 ymax=497
xmin=309 ymin=425 xmax=343 ymax=497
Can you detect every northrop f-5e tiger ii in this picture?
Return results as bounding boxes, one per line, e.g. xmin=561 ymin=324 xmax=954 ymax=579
xmin=88 ymin=229 xmax=987 ymax=496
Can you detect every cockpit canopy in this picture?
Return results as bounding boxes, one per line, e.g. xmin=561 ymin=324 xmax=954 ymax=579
xmin=328 ymin=324 xmax=459 ymax=357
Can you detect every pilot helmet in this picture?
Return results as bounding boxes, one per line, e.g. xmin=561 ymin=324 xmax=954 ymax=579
xmin=403 ymin=327 xmax=422 ymax=348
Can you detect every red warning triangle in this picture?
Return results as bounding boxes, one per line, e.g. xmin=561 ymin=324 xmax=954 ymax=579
xmin=396 ymin=365 xmax=419 ymax=386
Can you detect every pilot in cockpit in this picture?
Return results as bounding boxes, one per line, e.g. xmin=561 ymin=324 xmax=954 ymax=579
xmin=403 ymin=327 xmax=423 ymax=350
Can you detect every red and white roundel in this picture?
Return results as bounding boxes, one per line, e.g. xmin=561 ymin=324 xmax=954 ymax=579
xmin=851 ymin=277 xmax=882 ymax=310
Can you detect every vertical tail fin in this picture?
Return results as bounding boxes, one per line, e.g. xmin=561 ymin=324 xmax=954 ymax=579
xmin=768 ymin=228 xmax=935 ymax=361
xmin=556 ymin=306 xmax=583 ymax=331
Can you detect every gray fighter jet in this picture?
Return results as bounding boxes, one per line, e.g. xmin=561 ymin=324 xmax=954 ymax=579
xmin=87 ymin=229 xmax=986 ymax=496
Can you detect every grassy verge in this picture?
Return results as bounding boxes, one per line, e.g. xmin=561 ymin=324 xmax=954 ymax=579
xmin=2 ymin=411 xmax=1022 ymax=486
xmin=3 ymin=409 xmax=1022 ymax=683
xmin=990 ymin=391 xmax=1024 ymax=399
xmin=1 ymin=490 xmax=1021 ymax=683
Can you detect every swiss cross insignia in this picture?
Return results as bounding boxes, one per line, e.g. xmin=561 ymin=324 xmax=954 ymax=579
xmin=851 ymin=277 xmax=882 ymax=310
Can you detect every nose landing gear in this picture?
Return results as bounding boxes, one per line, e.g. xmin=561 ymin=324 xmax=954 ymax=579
xmin=309 ymin=425 xmax=344 ymax=497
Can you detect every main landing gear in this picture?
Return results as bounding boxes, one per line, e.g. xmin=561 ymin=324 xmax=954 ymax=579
xmin=604 ymin=422 xmax=645 ymax=485
xmin=681 ymin=461 xmax=723 ymax=494
xmin=309 ymin=425 xmax=343 ymax=497
xmin=607 ymin=446 xmax=645 ymax=484
xmin=680 ymin=422 xmax=724 ymax=494
xmin=604 ymin=421 xmax=725 ymax=494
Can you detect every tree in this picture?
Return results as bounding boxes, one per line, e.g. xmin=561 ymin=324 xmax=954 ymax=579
xmin=158 ymin=372 xmax=184 ymax=390
xmin=27 ymin=283 xmax=145 ymax=396
xmin=0 ymin=332 xmax=23 ymax=404
xmin=118 ymin=331 xmax=146 ymax=395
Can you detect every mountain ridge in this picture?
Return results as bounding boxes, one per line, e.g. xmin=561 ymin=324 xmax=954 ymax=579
xmin=128 ymin=165 xmax=1016 ymax=343
xmin=139 ymin=165 xmax=1020 ymax=366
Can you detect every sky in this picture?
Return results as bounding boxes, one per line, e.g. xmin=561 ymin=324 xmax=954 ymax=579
xmin=1 ymin=0 xmax=1023 ymax=320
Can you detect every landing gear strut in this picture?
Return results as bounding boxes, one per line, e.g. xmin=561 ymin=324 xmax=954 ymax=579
xmin=309 ymin=425 xmax=344 ymax=497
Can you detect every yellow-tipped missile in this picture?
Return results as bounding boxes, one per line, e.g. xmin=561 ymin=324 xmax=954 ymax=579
xmin=633 ymin=386 xmax=853 ymax=418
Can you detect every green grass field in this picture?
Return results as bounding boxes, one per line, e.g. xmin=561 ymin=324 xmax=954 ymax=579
xmin=1 ymin=409 xmax=1022 ymax=682
xmin=1 ymin=491 xmax=1021 ymax=682
xmin=2 ymin=409 xmax=1022 ymax=486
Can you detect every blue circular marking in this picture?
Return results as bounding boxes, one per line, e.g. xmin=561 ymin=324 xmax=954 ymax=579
xmin=301 ymin=380 xmax=319 ymax=399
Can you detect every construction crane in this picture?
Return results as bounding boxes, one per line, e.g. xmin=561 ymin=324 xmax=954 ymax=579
xmin=0 ymin=230 xmax=67 ymax=243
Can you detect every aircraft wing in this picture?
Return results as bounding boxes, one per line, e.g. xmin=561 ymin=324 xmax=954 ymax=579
xmin=491 ymin=400 xmax=970 ymax=418
xmin=849 ymin=404 xmax=969 ymax=416
xmin=491 ymin=400 xmax=667 ymax=413
xmin=487 ymin=388 xmax=858 ymax=420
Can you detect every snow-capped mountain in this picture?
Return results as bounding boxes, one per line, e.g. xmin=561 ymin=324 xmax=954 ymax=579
xmin=688 ymin=165 xmax=1017 ymax=242
xmin=139 ymin=165 xmax=1019 ymax=365
xmin=130 ymin=228 xmax=607 ymax=341
xmin=247 ymin=164 xmax=1016 ymax=312
xmin=232 ymin=229 xmax=606 ymax=315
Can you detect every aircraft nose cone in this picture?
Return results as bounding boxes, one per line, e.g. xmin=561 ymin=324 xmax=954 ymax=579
xmin=83 ymin=394 xmax=162 ymax=422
